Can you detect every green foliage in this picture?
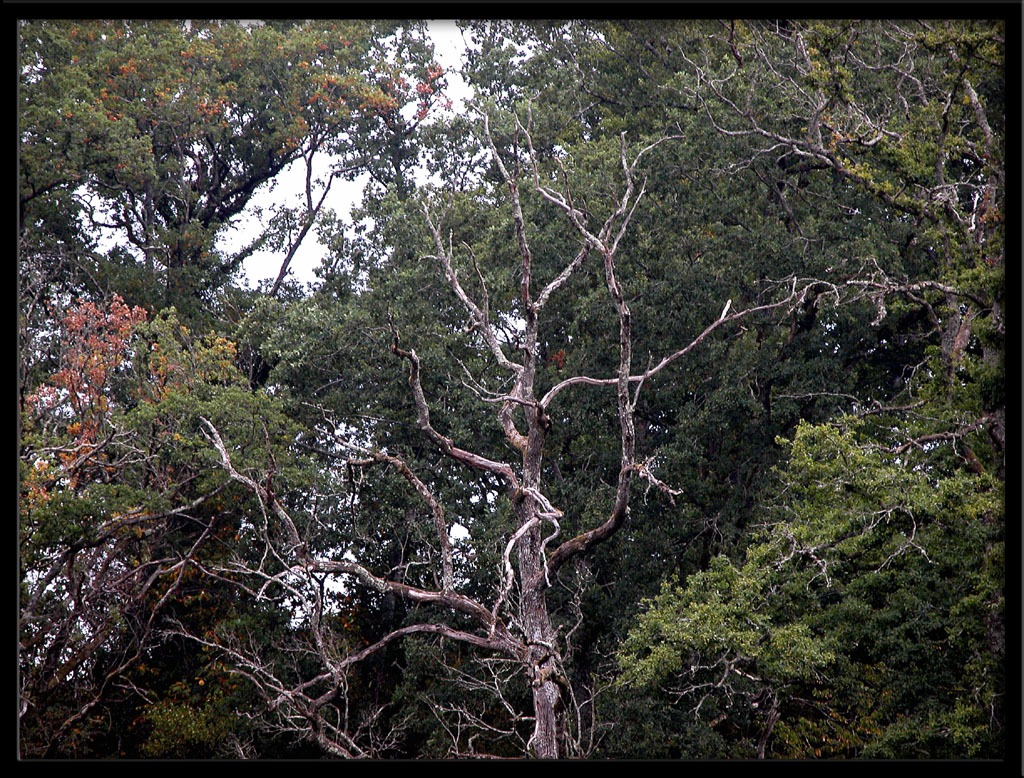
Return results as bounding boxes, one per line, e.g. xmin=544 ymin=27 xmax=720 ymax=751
xmin=618 ymin=418 xmax=1003 ymax=757
xmin=19 ymin=19 xmax=440 ymax=323
xmin=141 ymin=692 xmax=234 ymax=758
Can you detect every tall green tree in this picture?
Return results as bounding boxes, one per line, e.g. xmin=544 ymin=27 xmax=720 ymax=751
xmin=18 ymin=18 xmax=442 ymax=370
xmin=605 ymin=17 xmax=1006 ymax=758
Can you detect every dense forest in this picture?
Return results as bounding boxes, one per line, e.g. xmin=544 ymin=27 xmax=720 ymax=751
xmin=19 ymin=18 xmax=1008 ymax=759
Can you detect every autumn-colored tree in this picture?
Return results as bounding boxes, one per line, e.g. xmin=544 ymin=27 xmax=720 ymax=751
xmin=19 ymin=297 xmax=303 ymax=757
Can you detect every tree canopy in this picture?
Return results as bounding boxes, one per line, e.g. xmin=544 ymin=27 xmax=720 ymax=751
xmin=19 ymin=17 xmax=1009 ymax=760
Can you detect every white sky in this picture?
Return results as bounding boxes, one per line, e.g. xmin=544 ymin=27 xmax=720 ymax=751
xmin=231 ymin=21 xmax=471 ymax=289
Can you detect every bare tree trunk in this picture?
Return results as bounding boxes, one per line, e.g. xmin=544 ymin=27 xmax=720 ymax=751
xmin=519 ymin=530 xmax=562 ymax=758
xmin=517 ymin=420 xmax=563 ymax=757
